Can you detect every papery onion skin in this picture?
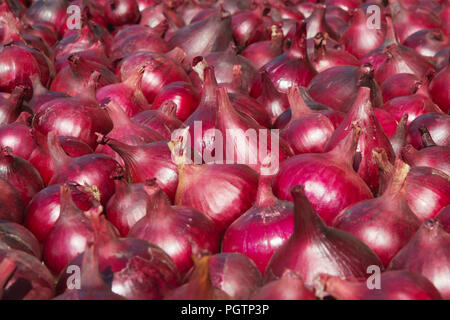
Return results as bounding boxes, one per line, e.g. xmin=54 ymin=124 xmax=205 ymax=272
xmin=428 ymin=62 xmax=450 ymax=113
xmin=436 ymin=206 xmax=450 ymax=233
xmin=381 ymin=73 xmax=421 ymax=103
xmin=407 ymin=113 xmax=450 ymax=148
xmin=403 ymin=29 xmax=449 ymax=59
xmin=0 ymin=122 xmax=36 ymax=160
xmin=402 ymin=143 xmax=450 ymax=176
xmin=105 ymin=0 xmax=141 ymax=27
xmin=25 ymin=0 xmax=69 ymax=37
xmin=0 ymin=221 xmax=41 ymax=259
xmin=25 ymin=183 xmax=99 ymax=244
xmin=273 ymin=125 xmax=373 ymax=225
xmin=265 ymin=185 xmax=383 ymax=288
xmin=250 ymin=270 xmax=315 ymax=300
xmin=388 ymin=219 xmax=450 ymax=299
xmin=0 ymin=177 xmax=24 ymax=223
xmin=315 ymin=270 xmax=443 ymax=300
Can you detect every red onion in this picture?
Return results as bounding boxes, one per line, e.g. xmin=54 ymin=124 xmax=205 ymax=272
xmin=0 ymin=119 xmax=35 ymax=160
xmin=231 ymin=9 xmax=266 ymax=48
xmin=256 ymin=70 xmax=289 ymax=123
xmin=374 ymin=108 xmax=398 ymax=138
xmin=54 ymin=22 xmax=110 ymax=69
xmin=164 ymin=254 xmax=231 ymax=300
xmin=25 ymin=0 xmax=69 ymax=36
xmin=334 ymin=156 xmax=420 ymax=266
xmin=173 ymin=144 xmax=258 ymax=233
xmin=273 ymin=125 xmax=374 ymax=225
xmin=0 ymin=248 xmax=55 ymax=299
xmin=374 ymin=44 xmax=435 ymax=85
xmin=308 ymin=64 xmax=382 ymax=112
xmin=105 ymin=0 xmax=140 ymax=27
xmin=281 ymin=87 xmax=336 ymax=154
xmin=0 ymin=178 xmax=23 ymax=223
xmin=98 ymin=136 xmax=178 ymax=201
xmin=388 ymin=219 xmax=450 ymax=299
xmin=273 ymin=86 xmax=343 ymax=130
xmin=305 ymin=4 xmax=339 ymax=40
xmin=71 ymin=0 xmax=108 ymax=29
xmin=250 ymin=22 xmax=317 ymax=97
xmin=381 ymin=75 xmax=443 ymax=124
xmin=46 ymin=132 xmax=120 ymax=206
xmin=311 ymin=32 xmax=360 ymax=73
xmin=390 ymin=113 xmax=409 ymax=157
xmin=428 ymin=61 xmax=450 ymax=113
xmin=28 ymin=74 xmax=67 ymax=112
xmin=151 ymin=81 xmax=200 ymax=121
xmin=176 ymin=0 xmax=208 ymax=25
xmin=29 ymin=131 xmax=93 ymax=185
xmin=0 ymin=86 xmax=26 ymax=125
xmin=140 ymin=2 xmax=185 ymax=39
xmin=50 ymin=55 xmax=118 ymax=97
xmin=250 ymin=270 xmax=315 ymax=300
xmin=109 ymin=26 xmax=172 ymax=61
xmin=203 ymin=46 xmax=257 ymax=93
xmin=57 ymin=214 xmax=180 ymax=300
xmin=381 ymin=73 xmax=421 ymax=102
xmin=404 ymin=29 xmax=449 ymax=58
xmin=325 ymin=0 xmax=362 ymax=11
xmin=434 ymin=46 xmax=450 ymax=72
xmin=215 ymin=87 xmax=293 ymax=174
xmin=132 ymin=100 xmax=183 ymax=140
xmin=116 ymin=51 xmax=190 ymax=103
xmin=0 ymin=221 xmax=40 ymax=259
xmin=326 ymin=4 xmax=351 ymax=22
xmin=436 ymin=206 xmax=450 ymax=233
xmin=325 ymin=87 xmax=395 ymax=193
xmin=440 ymin=1 xmax=449 ymax=36
xmin=95 ymin=99 xmax=164 ymax=162
xmin=25 ymin=183 xmax=99 ymax=243
xmin=315 ymin=270 xmax=442 ymax=300
xmin=169 ymin=6 xmax=231 ymax=62
xmin=128 ymin=179 xmax=219 ymax=275
xmin=390 ymin=0 xmax=442 ymax=43
xmin=241 ymin=25 xmax=284 ymax=70
xmin=339 ymin=6 xmax=386 ymax=59
xmin=222 ymin=171 xmax=294 ymax=275
xmin=0 ymin=147 xmax=43 ymax=205
xmin=54 ymin=245 xmax=124 ymax=300
xmin=265 ymin=185 xmax=383 ymax=288
xmin=20 ymin=22 xmax=58 ymax=47
xmin=407 ymin=113 xmax=450 ymax=148
xmin=402 ymin=128 xmax=450 ymax=176
xmin=43 ymin=184 xmax=100 ymax=275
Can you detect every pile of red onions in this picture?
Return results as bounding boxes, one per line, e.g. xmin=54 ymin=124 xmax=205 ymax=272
xmin=0 ymin=0 xmax=446 ymax=301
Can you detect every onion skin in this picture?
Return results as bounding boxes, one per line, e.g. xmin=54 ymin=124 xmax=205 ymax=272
xmin=25 ymin=183 xmax=99 ymax=244
xmin=305 ymin=4 xmax=339 ymax=41
xmin=0 ymin=248 xmax=55 ymax=300
xmin=403 ymin=29 xmax=449 ymax=59
xmin=381 ymin=73 xmax=421 ymax=103
xmin=54 ymin=245 xmax=125 ymax=300
xmin=164 ymin=255 xmax=232 ymax=300
xmin=340 ymin=7 xmax=387 ymax=59
xmin=29 ymin=133 xmax=93 ymax=186
xmin=333 ymin=157 xmax=420 ymax=266
xmin=105 ymin=0 xmax=140 ymax=27
xmin=325 ymin=87 xmax=395 ymax=194
xmin=222 ymin=173 xmax=294 ymax=275
xmin=388 ymin=219 xmax=450 ymax=299
xmin=256 ymin=70 xmax=289 ymax=123
xmin=0 ymin=178 xmax=24 ymax=223
xmin=0 ymin=147 xmax=44 ymax=205
xmin=407 ymin=113 xmax=450 ymax=148
xmin=315 ymin=270 xmax=443 ymax=300
xmin=428 ymin=62 xmax=450 ymax=113
xmin=374 ymin=108 xmax=398 ymax=138
xmin=436 ymin=206 xmax=450 ymax=233
xmin=281 ymin=87 xmax=336 ymax=155
xmin=0 ymin=86 xmax=26 ymax=125
xmin=250 ymin=22 xmax=317 ymax=97
xmin=250 ymin=270 xmax=315 ymax=300
xmin=174 ymin=159 xmax=258 ymax=233
xmin=99 ymin=137 xmax=178 ymax=202
xmin=116 ymin=51 xmax=191 ymax=104
xmin=231 ymin=10 xmax=266 ymax=48
xmin=132 ymin=101 xmax=183 ymax=140
xmin=25 ymin=0 xmax=69 ymax=37
xmin=151 ymin=81 xmax=200 ymax=121
xmin=307 ymin=64 xmax=382 ymax=113
xmin=50 ymin=55 xmax=118 ymax=98
xmin=405 ymin=167 xmax=450 ymax=221
xmin=168 ymin=6 xmax=232 ymax=62
xmin=128 ymin=180 xmax=220 ymax=275
xmin=43 ymin=184 xmax=99 ymax=275
xmin=265 ymin=185 xmax=383 ymax=288
xmin=402 ymin=144 xmax=450 ymax=176
xmin=0 ymin=221 xmax=41 ymax=259
xmin=28 ymin=74 xmax=67 ymax=113
xmin=0 ymin=121 xmax=36 ymax=160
